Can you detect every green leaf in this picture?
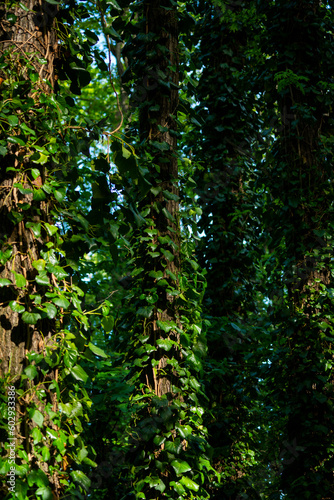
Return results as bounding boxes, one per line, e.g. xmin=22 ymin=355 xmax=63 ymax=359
xmin=20 ymin=122 xmax=36 ymax=135
xmin=70 ymin=470 xmax=91 ymax=492
xmin=8 ymin=136 xmax=25 ymax=146
xmin=52 ymin=296 xmax=70 ymax=309
xmin=31 ymin=168 xmax=40 ymax=180
xmin=102 ymin=315 xmax=114 ymax=331
xmin=0 ymin=278 xmax=11 ymax=287
xmin=162 ymin=207 xmax=176 ymax=223
xmin=43 ymin=303 xmax=57 ymax=319
xmin=44 ymin=223 xmax=58 ymax=236
xmin=149 ymin=270 xmax=164 ymax=280
xmin=156 ymin=320 xmax=173 ymax=333
xmin=36 ymin=486 xmax=53 ymax=500
xmin=9 ymin=301 xmax=25 ymax=313
xmin=28 ymin=469 xmax=49 ymax=487
xmin=36 ymin=272 xmax=50 ymax=286
xmin=171 ymin=460 xmax=192 ymax=475
xmin=137 ymin=306 xmax=154 ymax=318
xmin=71 ymin=365 xmax=89 ymax=383
xmin=33 ymin=189 xmax=46 ymax=201
xmin=54 ymin=189 xmax=66 ymax=202
xmin=0 ymin=248 xmax=12 ymax=265
xmin=163 ymin=190 xmax=179 ymax=201
xmin=180 ymin=476 xmax=199 ymax=492
xmin=22 ymin=311 xmax=41 ymax=325
xmin=26 ymin=222 xmax=41 ymax=238
xmin=161 ymin=248 xmax=174 ymax=261
xmin=30 ymin=409 xmax=44 ymax=427
xmin=157 ymin=339 xmax=174 ymax=351
xmin=41 ymin=446 xmax=51 ymax=463
xmin=32 ymin=259 xmax=45 ymax=271
xmin=88 ymin=342 xmax=108 ymax=358
xmin=107 ymin=0 xmax=121 ymax=10
xmin=7 ymin=115 xmax=19 ymax=126
xmin=13 ymin=272 xmax=27 ymax=288
xmin=24 ymin=365 xmax=38 ymax=380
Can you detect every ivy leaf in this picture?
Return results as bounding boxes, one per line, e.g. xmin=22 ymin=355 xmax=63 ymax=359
xmin=31 ymin=168 xmax=40 ymax=180
xmin=22 ymin=311 xmax=41 ymax=325
xmin=180 ymin=476 xmax=199 ymax=492
xmin=24 ymin=365 xmax=38 ymax=380
xmin=26 ymin=222 xmax=41 ymax=238
xmin=102 ymin=315 xmax=114 ymax=331
xmin=171 ymin=460 xmax=192 ymax=475
xmin=7 ymin=115 xmax=19 ymax=126
xmin=161 ymin=248 xmax=174 ymax=261
xmin=41 ymin=446 xmax=50 ymax=462
xmin=71 ymin=365 xmax=89 ymax=383
xmin=13 ymin=272 xmax=27 ymax=288
xmin=35 ymin=272 xmax=50 ymax=286
xmin=52 ymin=296 xmax=70 ymax=309
xmin=136 ymin=306 xmax=154 ymax=318
xmin=106 ymin=0 xmax=122 ymax=10
xmin=33 ymin=189 xmax=46 ymax=201
xmin=0 ymin=278 xmax=11 ymax=287
xmin=32 ymin=259 xmax=45 ymax=271
xmin=30 ymin=409 xmax=44 ymax=428
xmin=88 ymin=342 xmax=108 ymax=358
xmin=157 ymin=339 xmax=174 ymax=351
xmin=162 ymin=207 xmax=176 ymax=223
xmin=44 ymin=223 xmax=58 ymax=236
xmin=9 ymin=301 xmax=25 ymax=313
xmin=70 ymin=470 xmax=91 ymax=492
xmin=35 ymin=486 xmax=53 ymax=500
xmin=54 ymin=189 xmax=66 ymax=202
xmin=43 ymin=303 xmax=57 ymax=319
xmin=156 ymin=320 xmax=173 ymax=333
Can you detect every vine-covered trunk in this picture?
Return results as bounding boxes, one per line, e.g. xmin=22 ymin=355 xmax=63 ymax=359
xmin=138 ymin=0 xmax=180 ymax=397
xmin=0 ymin=1 xmax=60 ymax=495
xmin=263 ymin=1 xmax=334 ymax=497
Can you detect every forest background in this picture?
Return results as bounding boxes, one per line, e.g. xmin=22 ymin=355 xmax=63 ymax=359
xmin=1 ymin=1 xmax=334 ymax=499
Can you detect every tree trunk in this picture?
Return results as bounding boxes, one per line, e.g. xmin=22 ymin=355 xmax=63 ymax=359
xmin=137 ymin=0 xmax=180 ymax=397
xmin=263 ymin=1 xmax=334 ymax=497
xmin=0 ymin=1 xmax=60 ymax=495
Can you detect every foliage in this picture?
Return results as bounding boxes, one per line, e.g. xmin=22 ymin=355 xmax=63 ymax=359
xmin=1 ymin=0 xmax=334 ymax=499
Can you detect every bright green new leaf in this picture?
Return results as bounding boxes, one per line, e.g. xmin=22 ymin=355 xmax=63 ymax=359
xmin=71 ymin=365 xmax=89 ymax=383
xmin=14 ymin=272 xmax=27 ymax=288
xmin=180 ymin=476 xmax=199 ymax=492
xmin=171 ymin=460 xmax=192 ymax=474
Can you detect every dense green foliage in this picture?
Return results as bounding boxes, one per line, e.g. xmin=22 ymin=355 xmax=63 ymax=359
xmin=1 ymin=1 xmax=334 ymax=499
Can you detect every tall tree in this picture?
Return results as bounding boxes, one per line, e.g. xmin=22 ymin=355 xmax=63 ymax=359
xmin=260 ymin=1 xmax=334 ymax=497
